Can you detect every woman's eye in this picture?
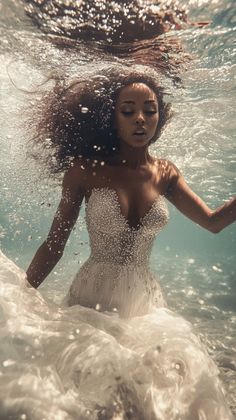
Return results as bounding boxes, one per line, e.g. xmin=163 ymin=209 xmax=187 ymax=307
xmin=145 ymin=110 xmax=157 ymax=115
xmin=121 ymin=110 xmax=157 ymax=116
xmin=121 ymin=111 xmax=134 ymax=115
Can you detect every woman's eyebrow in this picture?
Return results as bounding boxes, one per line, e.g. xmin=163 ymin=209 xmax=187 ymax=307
xmin=144 ymin=100 xmax=157 ymax=104
xmin=121 ymin=100 xmax=135 ymax=104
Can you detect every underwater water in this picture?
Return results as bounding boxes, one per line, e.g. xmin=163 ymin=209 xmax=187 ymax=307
xmin=0 ymin=0 xmax=236 ymax=418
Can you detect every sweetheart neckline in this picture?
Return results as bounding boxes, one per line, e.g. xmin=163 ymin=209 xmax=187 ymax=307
xmin=86 ymin=187 xmax=165 ymax=231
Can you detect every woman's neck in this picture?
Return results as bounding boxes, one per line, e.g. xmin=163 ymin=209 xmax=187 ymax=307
xmin=112 ymin=143 xmax=153 ymax=169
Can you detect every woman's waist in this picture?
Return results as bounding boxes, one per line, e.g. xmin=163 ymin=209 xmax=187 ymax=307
xmin=75 ymin=255 xmax=152 ymax=291
xmin=87 ymin=253 xmax=150 ymax=267
xmin=69 ymin=255 xmax=164 ymax=316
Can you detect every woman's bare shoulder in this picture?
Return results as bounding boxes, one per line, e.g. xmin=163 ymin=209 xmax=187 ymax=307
xmin=63 ymin=156 xmax=108 ymax=190
xmin=154 ymin=158 xmax=182 ymax=193
xmin=63 ymin=157 xmax=91 ymax=190
xmin=156 ymin=158 xmax=178 ymax=171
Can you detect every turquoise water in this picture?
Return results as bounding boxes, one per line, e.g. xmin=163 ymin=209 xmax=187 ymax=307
xmin=0 ymin=0 xmax=236 ymax=416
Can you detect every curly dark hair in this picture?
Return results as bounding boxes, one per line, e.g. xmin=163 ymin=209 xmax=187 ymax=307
xmin=28 ymin=66 xmax=172 ymax=176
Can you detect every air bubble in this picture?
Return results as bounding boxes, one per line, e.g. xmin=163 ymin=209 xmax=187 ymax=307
xmin=3 ymin=359 xmax=16 ymax=367
xmin=68 ymin=334 xmax=75 ymax=340
xmin=212 ymin=265 xmax=222 ymax=272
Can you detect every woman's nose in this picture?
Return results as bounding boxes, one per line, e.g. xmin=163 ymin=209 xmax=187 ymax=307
xmin=135 ymin=112 xmax=145 ymax=124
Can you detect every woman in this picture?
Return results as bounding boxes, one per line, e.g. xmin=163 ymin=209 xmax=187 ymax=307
xmin=25 ymin=67 xmax=235 ymax=418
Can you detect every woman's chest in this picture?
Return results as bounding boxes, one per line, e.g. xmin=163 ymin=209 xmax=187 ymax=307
xmin=85 ymin=187 xmax=169 ymax=234
xmin=84 ymin=162 xmax=168 ymax=230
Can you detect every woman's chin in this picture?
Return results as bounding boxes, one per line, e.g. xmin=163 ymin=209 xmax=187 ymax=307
xmin=122 ymin=137 xmax=150 ymax=148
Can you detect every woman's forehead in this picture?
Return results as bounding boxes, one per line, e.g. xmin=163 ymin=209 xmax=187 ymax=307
xmin=117 ymin=83 xmax=157 ymax=103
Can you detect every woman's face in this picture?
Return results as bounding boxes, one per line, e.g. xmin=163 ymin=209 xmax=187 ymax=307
xmin=114 ymin=83 xmax=159 ymax=148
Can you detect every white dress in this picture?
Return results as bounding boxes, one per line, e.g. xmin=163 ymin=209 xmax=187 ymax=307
xmin=62 ymin=188 xmax=232 ymax=419
xmin=0 ymin=188 xmax=233 ymax=419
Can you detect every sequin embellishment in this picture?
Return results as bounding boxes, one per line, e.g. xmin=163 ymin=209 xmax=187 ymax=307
xmin=68 ymin=188 xmax=169 ymax=317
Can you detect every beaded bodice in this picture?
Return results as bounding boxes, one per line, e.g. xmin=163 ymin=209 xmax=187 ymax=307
xmin=85 ymin=188 xmax=169 ymax=266
xmin=68 ymin=187 xmax=169 ymax=315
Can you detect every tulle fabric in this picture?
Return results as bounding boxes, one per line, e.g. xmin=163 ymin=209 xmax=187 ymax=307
xmin=0 ymin=250 xmax=233 ymax=419
xmin=0 ymin=189 xmax=233 ymax=419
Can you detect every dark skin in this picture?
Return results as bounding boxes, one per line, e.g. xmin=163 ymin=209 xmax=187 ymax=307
xmin=27 ymin=83 xmax=236 ymax=289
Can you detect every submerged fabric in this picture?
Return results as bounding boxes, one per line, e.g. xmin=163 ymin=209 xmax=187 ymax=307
xmin=0 ymin=250 xmax=233 ymax=420
xmin=0 ymin=189 xmax=233 ymax=419
xmin=59 ymin=187 xmax=232 ymax=419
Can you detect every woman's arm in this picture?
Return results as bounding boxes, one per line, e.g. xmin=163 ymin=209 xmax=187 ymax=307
xmin=165 ymin=161 xmax=236 ymax=233
xmin=26 ymin=163 xmax=86 ymax=288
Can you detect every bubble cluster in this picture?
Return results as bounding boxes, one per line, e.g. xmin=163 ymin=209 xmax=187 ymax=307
xmin=24 ymin=0 xmax=188 ymax=42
